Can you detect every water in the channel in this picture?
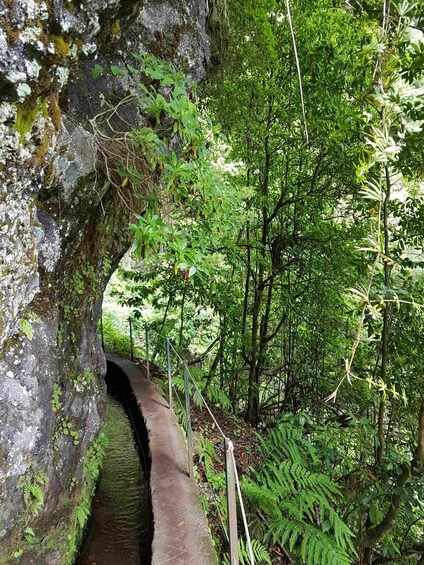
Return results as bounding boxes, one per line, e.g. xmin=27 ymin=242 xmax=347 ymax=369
xmin=77 ymin=395 xmax=151 ymax=565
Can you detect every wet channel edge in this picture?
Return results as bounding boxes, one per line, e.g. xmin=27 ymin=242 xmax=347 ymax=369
xmin=106 ymin=354 xmax=217 ymax=565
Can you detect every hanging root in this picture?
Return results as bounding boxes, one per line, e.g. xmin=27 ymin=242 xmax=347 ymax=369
xmin=89 ymin=96 xmax=161 ymax=214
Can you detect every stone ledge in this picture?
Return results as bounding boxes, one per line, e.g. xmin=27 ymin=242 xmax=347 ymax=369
xmin=106 ymin=354 xmax=217 ymax=565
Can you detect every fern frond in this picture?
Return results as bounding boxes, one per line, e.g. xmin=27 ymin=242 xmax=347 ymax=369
xmin=193 ymin=388 xmax=203 ymax=408
xmin=23 ymin=482 xmax=44 ymax=515
xmin=74 ymin=503 xmax=90 ymax=529
xmin=173 ymin=399 xmax=187 ymax=429
xmin=197 ymin=436 xmax=219 ymax=481
xmin=222 ymin=537 xmax=272 ymax=565
xmin=172 ymin=376 xmax=187 ymax=393
xmin=206 ymin=384 xmax=231 ymax=410
xmin=244 ymin=421 xmax=355 ymax=565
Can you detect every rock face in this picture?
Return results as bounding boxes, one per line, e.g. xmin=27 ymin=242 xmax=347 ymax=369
xmin=0 ymin=1 xmax=210 ymax=562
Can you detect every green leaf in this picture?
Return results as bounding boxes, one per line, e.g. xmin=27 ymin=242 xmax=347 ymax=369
xmin=145 ymin=68 xmax=165 ymax=80
xmin=110 ymin=65 xmax=125 ymax=77
xmin=19 ymin=319 xmax=33 ymax=341
xmin=91 ymin=64 xmax=104 ymax=79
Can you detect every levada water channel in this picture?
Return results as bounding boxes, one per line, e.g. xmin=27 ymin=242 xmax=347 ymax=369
xmin=77 ymin=363 xmax=152 ymax=564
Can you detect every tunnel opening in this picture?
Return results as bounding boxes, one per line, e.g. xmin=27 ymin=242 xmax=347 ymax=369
xmin=77 ymin=360 xmax=153 ymax=565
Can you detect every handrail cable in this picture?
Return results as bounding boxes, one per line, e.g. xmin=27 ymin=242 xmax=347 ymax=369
xmin=230 ymin=443 xmax=255 ymax=565
xmin=137 ymin=324 xmax=256 ymax=563
xmin=158 ymin=337 xmax=229 ymax=543
xmin=168 ymin=340 xmax=227 ymax=440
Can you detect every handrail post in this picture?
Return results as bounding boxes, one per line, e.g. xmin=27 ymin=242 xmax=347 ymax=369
xmin=129 ymin=317 xmax=134 ymax=362
xmin=145 ymin=323 xmax=150 ymax=380
xmin=225 ymin=438 xmax=239 ymax=565
xmin=166 ymin=337 xmax=173 ymax=410
xmin=183 ymin=363 xmax=194 ymax=479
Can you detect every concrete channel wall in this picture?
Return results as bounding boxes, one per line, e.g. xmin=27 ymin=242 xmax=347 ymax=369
xmin=106 ymin=354 xmax=217 ymax=565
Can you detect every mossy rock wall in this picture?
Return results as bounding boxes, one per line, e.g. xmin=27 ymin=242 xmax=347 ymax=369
xmin=0 ymin=0 xmax=210 ymax=562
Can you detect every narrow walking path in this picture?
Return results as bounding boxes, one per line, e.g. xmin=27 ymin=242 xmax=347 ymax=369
xmin=106 ymin=354 xmax=216 ymax=565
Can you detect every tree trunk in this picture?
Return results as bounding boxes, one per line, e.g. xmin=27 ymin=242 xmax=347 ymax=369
xmin=376 ymin=164 xmax=391 ymax=465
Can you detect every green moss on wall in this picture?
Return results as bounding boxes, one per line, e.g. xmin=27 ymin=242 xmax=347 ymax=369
xmin=48 ymin=94 xmax=62 ymax=132
xmin=110 ymin=19 xmax=121 ymax=40
xmin=0 ymin=431 xmax=107 ymax=564
xmin=64 ymin=431 xmax=108 ymax=563
xmin=50 ymin=35 xmax=72 ymax=61
xmin=15 ymin=98 xmax=47 ymax=143
xmin=34 ymin=129 xmax=49 ymax=165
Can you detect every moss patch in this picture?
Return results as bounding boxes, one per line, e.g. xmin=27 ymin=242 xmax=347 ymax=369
xmin=34 ymin=129 xmax=50 ymax=165
xmin=110 ymin=19 xmax=121 ymax=40
xmin=50 ymin=35 xmax=72 ymax=61
xmin=15 ymin=98 xmax=47 ymax=143
xmin=48 ymin=94 xmax=62 ymax=132
xmin=0 ymin=431 xmax=107 ymax=565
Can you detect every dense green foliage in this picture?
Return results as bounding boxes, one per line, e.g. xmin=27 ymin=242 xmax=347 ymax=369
xmin=243 ymin=419 xmax=356 ymax=565
xmin=104 ymin=1 xmax=424 ymax=563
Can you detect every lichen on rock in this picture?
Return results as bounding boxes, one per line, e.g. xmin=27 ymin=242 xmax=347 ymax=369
xmin=0 ymin=0 xmax=211 ymax=561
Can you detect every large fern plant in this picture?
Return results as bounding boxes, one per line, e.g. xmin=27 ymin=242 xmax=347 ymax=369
xmin=243 ymin=422 xmax=356 ymax=565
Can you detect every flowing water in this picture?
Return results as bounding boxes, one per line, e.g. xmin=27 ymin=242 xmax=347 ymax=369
xmin=77 ymin=395 xmax=151 ymax=565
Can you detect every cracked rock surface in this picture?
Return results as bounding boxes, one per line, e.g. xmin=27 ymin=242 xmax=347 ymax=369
xmin=0 ymin=0 xmax=210 ymax=561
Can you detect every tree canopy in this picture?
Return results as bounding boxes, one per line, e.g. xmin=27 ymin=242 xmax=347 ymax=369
xmin=104 ymin=1 xmax=424 ymax=562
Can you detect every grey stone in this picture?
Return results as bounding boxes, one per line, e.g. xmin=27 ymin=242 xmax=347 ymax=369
xmin=0 ymin=0 xmax=211 ymax=561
